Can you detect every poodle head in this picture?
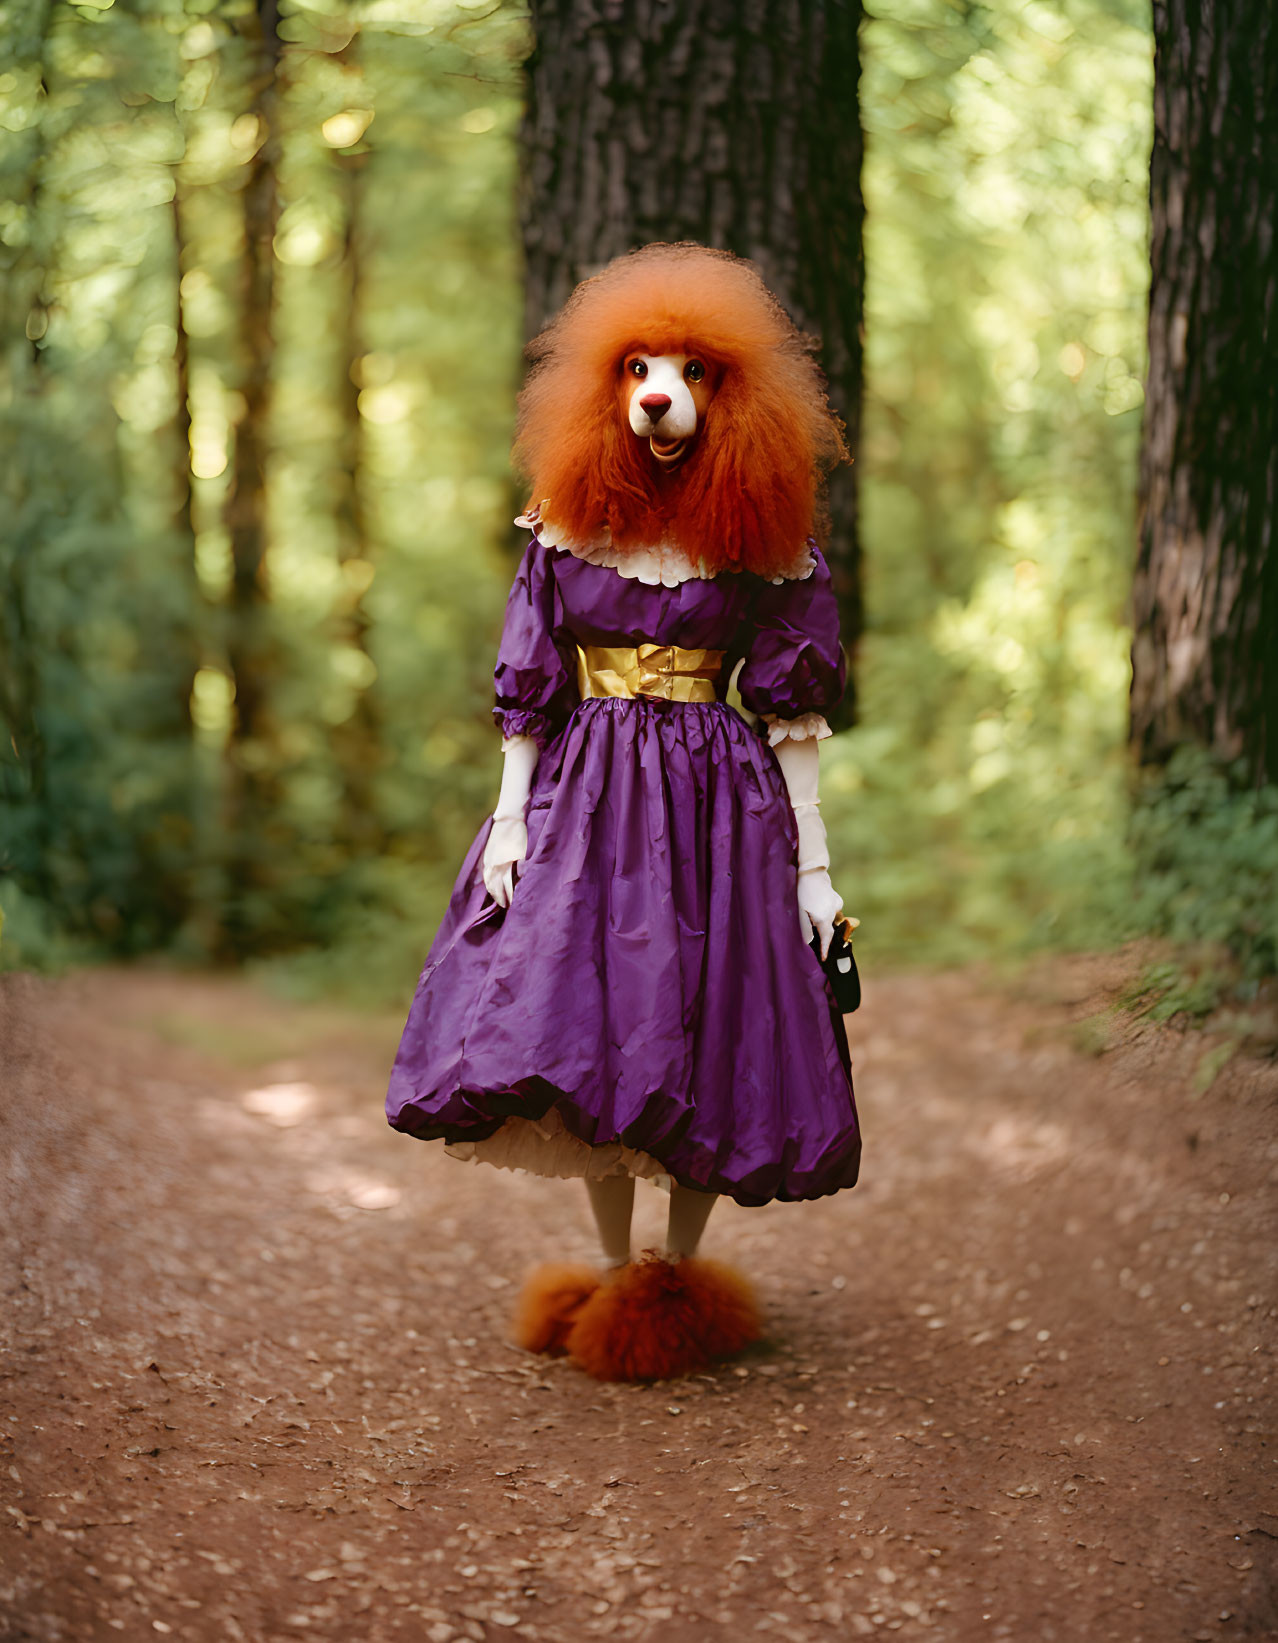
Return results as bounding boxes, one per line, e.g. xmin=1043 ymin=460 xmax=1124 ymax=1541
xmin=515 ymin=243 xmax=847 ymax=580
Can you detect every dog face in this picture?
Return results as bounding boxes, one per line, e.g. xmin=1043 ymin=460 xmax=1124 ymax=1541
xmin=620 ymin=353 xmax=717 ymax=469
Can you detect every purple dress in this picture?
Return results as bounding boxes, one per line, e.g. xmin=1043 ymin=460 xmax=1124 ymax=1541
xmin=386 ymin=534 xmax=861 ymax=1207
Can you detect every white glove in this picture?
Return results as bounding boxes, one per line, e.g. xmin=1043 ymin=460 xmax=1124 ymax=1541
xmin=772 ymin=734 xmax=845 ymax=959
xmin=481 ymin=735 xmax=539 ymax=908
xmin=482 ymin=815 xmax=527 ymax=908
xmin=797 ymin=865 xmax=844 ymax=960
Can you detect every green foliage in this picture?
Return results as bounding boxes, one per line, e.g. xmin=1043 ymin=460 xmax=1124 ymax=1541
xmin=0 ymin=876 xmax=94 ymax=971
xmin=1119 ymin=959 xmax=1229 ymax=1022
xmin=1 ymin=0 xmax=527 ymax=982
xmin=824 ymin=0 xmax=1153 ymax=968
xmin=1130 ymin=749 xmax=1278 ymax=984
xmin=11 ymin=0 xmax=1258 ymax=1009
xmin=1 ymin=0 xmax=201 ymax=953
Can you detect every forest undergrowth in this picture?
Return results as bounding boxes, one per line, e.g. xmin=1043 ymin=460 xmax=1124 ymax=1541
xmin=3 ymin=0 xmax=1273 ymax=1017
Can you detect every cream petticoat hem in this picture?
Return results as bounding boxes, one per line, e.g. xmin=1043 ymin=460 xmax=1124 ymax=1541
xmin=446 ymin=1106 xmax=673 ymax=1191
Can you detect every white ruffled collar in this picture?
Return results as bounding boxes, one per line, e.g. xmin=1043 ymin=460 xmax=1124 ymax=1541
xmin=514 ymin=505 xmax=815 ymax=587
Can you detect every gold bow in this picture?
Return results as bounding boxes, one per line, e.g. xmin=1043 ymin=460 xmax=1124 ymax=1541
xmin=577 ymin=643 xmax=724 ymax=705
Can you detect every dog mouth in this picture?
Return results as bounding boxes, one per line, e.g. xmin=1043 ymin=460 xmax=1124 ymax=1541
xmin=649 ymin=434 xmax=690 ymax=467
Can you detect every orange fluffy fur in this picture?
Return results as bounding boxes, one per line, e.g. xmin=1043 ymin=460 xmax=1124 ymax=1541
xmin=564 ymin=1253 xmax=762 ymax=1382
xmin=515 ymin=244 xmax=847 ymax=580
xmin=511 ymin=1263 xmax=602 ymax=1357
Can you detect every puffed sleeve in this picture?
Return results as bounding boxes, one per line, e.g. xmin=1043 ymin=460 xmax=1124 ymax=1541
xmin=736 ymin=546 xmax=846 ymax=741
xmin=492 ymin=539 xmax=578 ymax=748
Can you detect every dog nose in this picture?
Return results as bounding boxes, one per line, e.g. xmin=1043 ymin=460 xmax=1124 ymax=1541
xmin=639 ymin=394 xmax=672 ymax=422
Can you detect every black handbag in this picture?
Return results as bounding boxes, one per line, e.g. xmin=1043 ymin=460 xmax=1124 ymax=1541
xmin=811 ymin=916 xmax=861 ymax=1013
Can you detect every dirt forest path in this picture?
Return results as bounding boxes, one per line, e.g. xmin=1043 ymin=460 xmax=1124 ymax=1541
xmin=1 ymin=957 xmax=1275 ymax=1643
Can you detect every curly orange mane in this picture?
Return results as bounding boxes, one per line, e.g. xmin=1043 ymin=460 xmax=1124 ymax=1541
xmin=514 ymin=244 xmax=847 ymax=580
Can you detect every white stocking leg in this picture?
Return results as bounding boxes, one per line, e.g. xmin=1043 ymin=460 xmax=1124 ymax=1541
xmin=666 ymin=1184 xmax=718 ymax=1259
xmin=585 ymin=1174 xmax=635 ymax=1268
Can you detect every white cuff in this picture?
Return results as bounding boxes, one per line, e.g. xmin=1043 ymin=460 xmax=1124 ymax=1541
xmin=763 ymin=713 xmax=832 ymax=747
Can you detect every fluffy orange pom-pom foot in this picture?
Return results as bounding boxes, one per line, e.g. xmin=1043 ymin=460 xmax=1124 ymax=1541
xmin=565 ymin=1252 xmax=762 ymax=1382
xmin=511 ymin=1263 xmax=602 ymax=1356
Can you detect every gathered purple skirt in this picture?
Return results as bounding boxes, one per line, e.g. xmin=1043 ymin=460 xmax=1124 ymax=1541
xmin=386 ymin=697 xmax=860 ymax=1206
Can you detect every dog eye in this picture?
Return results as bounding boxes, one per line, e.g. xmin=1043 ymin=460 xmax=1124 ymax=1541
xmin=684 ymin=360 xmax=706 ymax=384
xmin=628 ymin=359 xmax=648 ymax=379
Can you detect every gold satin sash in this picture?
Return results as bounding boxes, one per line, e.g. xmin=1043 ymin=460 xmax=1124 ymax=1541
xmin=577 ymin=643 xmax=725 ymax=705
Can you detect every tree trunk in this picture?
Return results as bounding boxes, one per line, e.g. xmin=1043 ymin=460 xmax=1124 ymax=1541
xmin=0 ymin=4 xmax=54 ymax=893
xmin=221 ymin=0 xmax=284 ymax=955
xmin=332 ymin=139 xmax=384 ymax=858
xmin=1131 ymin=0 xmax=1278 ymax=782
xmin=520 ymin=0 xmax=865 ymax=710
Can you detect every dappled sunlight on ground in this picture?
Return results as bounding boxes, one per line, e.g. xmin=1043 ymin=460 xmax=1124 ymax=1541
xmin=1 ymin=957 xmax=1275 ymax=1641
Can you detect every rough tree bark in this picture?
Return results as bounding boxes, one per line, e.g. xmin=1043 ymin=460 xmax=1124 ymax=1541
xmin=1131 ymin=0 xmax=1278 ymax=782
xmin=520 ymin=0 xmax=865 ymax=712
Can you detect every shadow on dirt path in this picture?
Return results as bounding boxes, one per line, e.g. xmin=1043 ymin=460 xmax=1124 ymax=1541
xmin=1 ymin=955 xmax=1275 ymax=1642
